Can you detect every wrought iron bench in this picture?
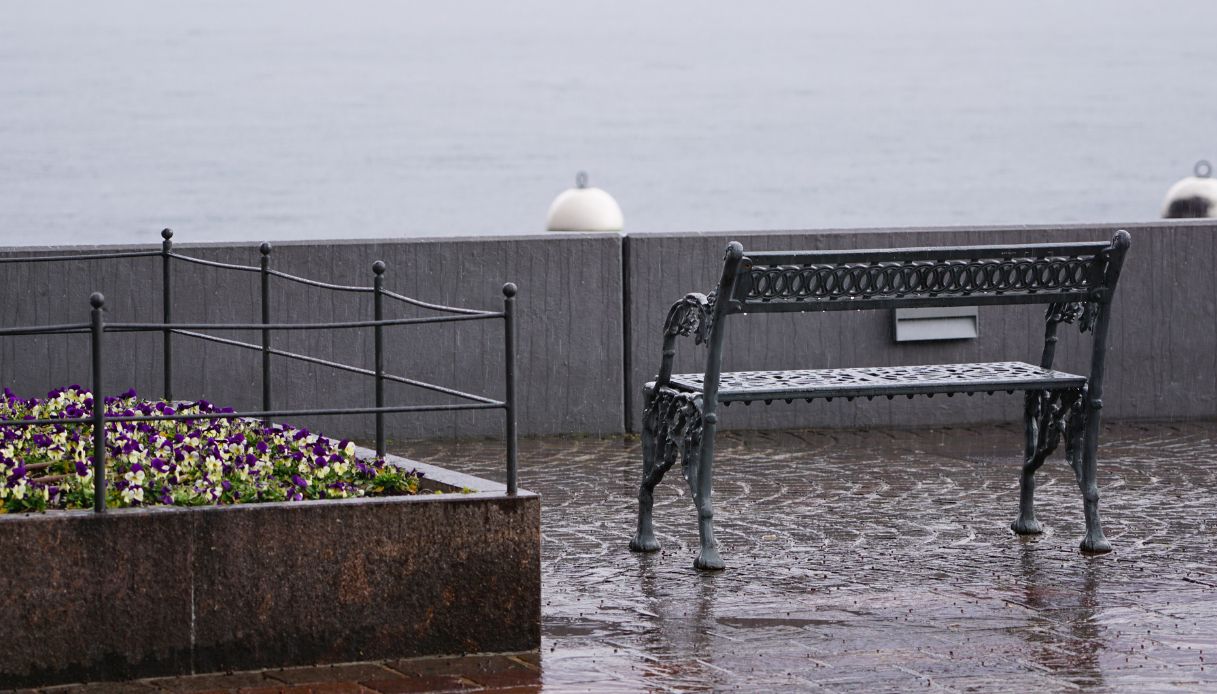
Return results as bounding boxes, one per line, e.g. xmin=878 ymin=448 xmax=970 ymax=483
xmin=629 ymin=231 xmax=1132 ymax=570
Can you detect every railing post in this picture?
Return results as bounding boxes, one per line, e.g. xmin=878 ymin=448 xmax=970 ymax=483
xmin=90 ymin=292 xmax=106 ymax=513
xmin=161 ymin=228 xmax=173 ymax=401
xmin=260 ymin=242 xmax=272 ymax=423
xmin=372 ymin=261 xmax=386 ymax=458
xmin=502 ymin=282 xmax=518 ymax=495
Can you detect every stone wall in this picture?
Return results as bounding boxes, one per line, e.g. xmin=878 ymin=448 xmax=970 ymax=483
xmin=1 ymin=220 xmax=1212 ymax=437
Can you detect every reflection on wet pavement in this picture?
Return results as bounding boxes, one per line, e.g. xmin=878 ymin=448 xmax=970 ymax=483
xmin=402 ymin=421 xmax=1217 ymax=692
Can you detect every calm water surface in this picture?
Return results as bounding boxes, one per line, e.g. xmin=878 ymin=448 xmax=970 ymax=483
xmin=3 ymin=1 xmax=1216 ymax=246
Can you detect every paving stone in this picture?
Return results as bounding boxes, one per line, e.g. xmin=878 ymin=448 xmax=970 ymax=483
xmin=384 ymin=655 xmax=526 ymax=678
xmin=242 ymin=685 xmax=378 ymax=694
xmin=358 ymin=677 xmax=471 ymax=694
xmin=144 ymin=672 xmax=277 ymax=692
xmin=299 ymin=684 xmax=378 ymax=694
xmin=267 ymin=664 xmax=400 ymax=685
xmin=461 ymin=669 xmax=541 ymax=688
xmin=506 ymin=653 xmax=540 ymax=670
xmin=39 ymin=683 xmax=158 ymax=694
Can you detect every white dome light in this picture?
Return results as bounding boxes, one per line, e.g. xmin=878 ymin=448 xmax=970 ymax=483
xmin=1162 ymin=160 xmax=1217 ymax=218
xmin=546 ymin=172 xmax=624 ymax=232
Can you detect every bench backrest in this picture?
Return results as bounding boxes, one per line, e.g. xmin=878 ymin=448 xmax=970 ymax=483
xmin=654 ymin=231 xmax=1132 ymax=415
xmin=720 ymin=233 xmax=1132 ymax=314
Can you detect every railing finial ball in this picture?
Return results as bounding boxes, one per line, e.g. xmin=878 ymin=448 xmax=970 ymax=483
xmin=161 ymin=228 xmax=173 ymax=240
xmin=372 ymin=260 xmax=386 ymax=275
xmin=90 ymin=292 xmax=105 ymax=308
xmin=260 ymin=242 xmax=272 ymax=255
xmin=502 ymin=282 xmax=518 ymax=298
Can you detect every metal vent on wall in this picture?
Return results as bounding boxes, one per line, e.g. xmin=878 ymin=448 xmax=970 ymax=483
xmin=892 ymin=306 xmax=979 ymax=342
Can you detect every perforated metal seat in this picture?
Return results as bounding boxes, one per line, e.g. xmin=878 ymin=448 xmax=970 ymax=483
xmin=662 ymin=361 xmax=1086 ymax=403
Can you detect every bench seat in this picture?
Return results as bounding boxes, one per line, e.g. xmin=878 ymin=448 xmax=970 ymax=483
xmin=662 ymin=361 xmax=1086 ymax=402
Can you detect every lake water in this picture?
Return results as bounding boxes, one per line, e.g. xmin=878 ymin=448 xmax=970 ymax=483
xmin=3 ymin=1 xmax=1216 ymax=246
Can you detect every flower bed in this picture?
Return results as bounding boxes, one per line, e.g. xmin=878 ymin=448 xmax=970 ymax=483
xmin=0 ymin=387 xmax=541 ymax=687
xmin=0 ymin=386 xmax=420 ymax=513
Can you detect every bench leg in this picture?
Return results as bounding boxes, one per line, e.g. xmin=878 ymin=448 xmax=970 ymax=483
xmin=631 ymin=390 xmax=702 ymax=554
xmin=630 ymin=400 xmax=665 ymax=553
xmin=1013 ymin=392 xmax=1049 ymax=535
xmin=1013 ymin=389 xmax=1082 ymax=536
xmin=1071 ymin=399 xmax=1112 ymax=554
xmin=691 ymin=412 xmax=724 ymax=571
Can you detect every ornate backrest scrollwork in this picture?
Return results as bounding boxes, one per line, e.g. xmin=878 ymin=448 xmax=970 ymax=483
xmin=727 ymin=238 xmax=1129 ymax=313
xmin=653 ymin=292 xmax=717 ymax=391
xmin=1046 ymin=301 xmax=1099 ymax=334
xmin=1037 ymin=230 xmax=1131 ymax=375
xmin=662 ymin=292 xmax=716 ymax=345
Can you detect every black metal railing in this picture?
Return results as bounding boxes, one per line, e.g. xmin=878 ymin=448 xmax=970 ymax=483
xmin=0 ymin=229 xmax=519 ymax=512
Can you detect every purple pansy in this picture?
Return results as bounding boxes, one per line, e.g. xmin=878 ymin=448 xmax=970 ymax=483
xmin=0 ymin=386 xmax=415 ymax=512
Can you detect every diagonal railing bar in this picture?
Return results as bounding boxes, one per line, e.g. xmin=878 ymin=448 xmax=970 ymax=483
xmin=171 ymin=329 xmax=502 ymax=405
xmin=0 ymin=250 xmax=162 ymax=263
xmin=266 ymin=268 xmax=375 ymax=293
xmin=0 ymin=402 xmax=503 ymax=429
xmin=108 ymin=312 xmax=502 ymax=332
xmin=0 ymin=323 xmax=91 ymax=336
xmin=380 ymin=289 xmax=499 ymax=316
xmin=165 ymin=252 xmax=261 ymax=273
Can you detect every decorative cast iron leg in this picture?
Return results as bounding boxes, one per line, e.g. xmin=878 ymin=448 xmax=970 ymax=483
xmin=691 ymin=415 xmax=723 ymax=571
xmin=630 ymin=403 xmax=663 ymax=553
xmin=1071 ymin=403 xmax=1112 ymax=554
xmin=692 ymin=481 xmax=723 ymax=570
xmin=1012 ymin=391 xmax=1048 ymax=535
xmin=631 ymin=390 xmax=699 ymax=554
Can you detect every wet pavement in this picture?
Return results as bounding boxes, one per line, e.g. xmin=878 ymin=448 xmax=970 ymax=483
xmin=412 ymin=421 xmax=1217 ymax=693
xmin=18 ymin=420 xmax=1217 ymax=693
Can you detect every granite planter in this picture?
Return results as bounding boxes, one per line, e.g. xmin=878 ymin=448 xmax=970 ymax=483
xmin=0 ymin=451 xmax=540 ymax=687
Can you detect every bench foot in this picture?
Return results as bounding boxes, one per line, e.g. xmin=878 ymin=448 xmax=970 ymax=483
xmin=630 ymin=527 xmax=661 ymax=553
xmin=694 ymin=547 xmax=725 ymax=571
xmin=1069 ymin=394 xmax=1112 ymax=555
xmin=1080 ymin=533 xmax=1112 ymax=554
xmin=692 ymin=501 xmax=725 ymax=571
xmin=1011 ymin=517 xmax=1043 ymax=535
xmin=1078 ymin=493 xmax=1111 ymax=554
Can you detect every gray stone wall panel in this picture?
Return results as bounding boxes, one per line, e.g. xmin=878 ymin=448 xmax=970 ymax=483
xmin=0 ymin=233 xmax=624 ymax=438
